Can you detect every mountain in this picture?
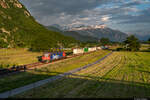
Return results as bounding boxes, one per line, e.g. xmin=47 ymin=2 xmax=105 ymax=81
xmin=134 ymin=34 xmax=150 ymax=41
xmin=68 ymin=25 xmax=128 ymax=42
xmin=62 ymin=31 xmax=98 ymax=42
xmin=46 ymin=25 xmax=98 ymax=42
xmin=0 ymin=0 xmax=77 ymax=50
xmin=46 ymin=25 xmax=62 ymax=33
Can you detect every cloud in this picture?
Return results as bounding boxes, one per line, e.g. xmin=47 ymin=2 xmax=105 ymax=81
xmin=101 ymin=15 xmax=110 ymax=22
xmin=114 ymin=8 xmax=150 ymax=24
xmin=20 ymin=0 xmax=150 ymax=35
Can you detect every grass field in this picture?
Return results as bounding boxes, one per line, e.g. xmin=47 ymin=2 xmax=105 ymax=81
xmin=0 ymin=48 xmax=74 ymax=68
xmin=0 ymin=50 xmax=110 ymax=93
xmin=0 ymin=48 xmax=42 ymax=67
xmin=14 ymin=51 xmax=150 ymax=98
xmin=140 ymin=44 xmax=150 ymax=51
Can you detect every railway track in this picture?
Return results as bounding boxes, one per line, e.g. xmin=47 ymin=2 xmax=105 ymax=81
xmin=0 ymin=51 xmax=97 ymax=78
xmin=26 ymin=51 xmax=95 ymax=69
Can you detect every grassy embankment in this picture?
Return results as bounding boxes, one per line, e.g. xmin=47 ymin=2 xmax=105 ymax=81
xmin=0 ymin=50 xmax=110 ymax=93
xmin=14 ymin=51 xmax=150 ymax=98
xmin=0 ymin=48 xmax=42 ymax=68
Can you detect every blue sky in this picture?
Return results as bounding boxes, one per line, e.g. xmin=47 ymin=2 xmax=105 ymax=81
xmin=20 ymin=0 xmax=150 ymax=36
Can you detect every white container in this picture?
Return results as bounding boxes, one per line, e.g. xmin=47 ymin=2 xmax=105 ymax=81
xmin=93 ymin=47 xmax=97 ymax=51
xmin=97 ymin=47 xmax=102 ymax=50
xmin=73 ymin=48 xmax=84 ymax=54
xmin=89 ymin=47 xmax=97 ymax=52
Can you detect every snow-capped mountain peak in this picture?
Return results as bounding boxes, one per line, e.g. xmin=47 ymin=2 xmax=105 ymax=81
xmin=69 ymin=25 xmax=106 ymax=31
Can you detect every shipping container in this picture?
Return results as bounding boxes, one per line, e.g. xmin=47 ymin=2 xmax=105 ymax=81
xmin=88 ymin=47 xmax=97 ymax=52
xmin=84 ymin=48 xmax=88 ymax=53
xmin=50 ymin=53 xmax=53 ymax=60
xmin=60 ymin=52 xmax=63 ymax=57
xmin=96 ymin=47 xmax=102 ymax=50
xmin=73 ymin=48 xmax=84 ymax=54
xmin=52 ymin=53 xmax=59 ymax=60
xmin=57 ymin=52 xmax=60 ymax=59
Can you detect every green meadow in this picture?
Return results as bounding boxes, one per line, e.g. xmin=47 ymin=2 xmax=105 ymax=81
xmin=0 ymin=50 xmax=109 ymax=93
xmin=14 ymin=51 xmax=150 ymax=98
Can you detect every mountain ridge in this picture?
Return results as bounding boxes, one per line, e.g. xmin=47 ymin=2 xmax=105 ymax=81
xmin=0 ymin=0 xmax=77 ymax=50
xmin=71 ymin=26 xmax=128 ymax=42
xmin=46 ymin=26 xmax=98 ymax=42
xmin=47 ymin=24 xmax=128 ymax=42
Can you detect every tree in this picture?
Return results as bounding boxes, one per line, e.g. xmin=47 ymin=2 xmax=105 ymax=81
xmin=124 ymin=35 xmax=141 ymax=51
xmin=148 ymin=38 xmax=150 ymax=44
xmin=148 ymin=38 xmax=150 ymax=49
xmin=0 ymin=39 xmax=8 ymax=48
xmin=99 ymin=38 xmax=110 ymax=46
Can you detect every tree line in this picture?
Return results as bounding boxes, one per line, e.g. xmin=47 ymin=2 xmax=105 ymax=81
xmin=99 ymin=35 xmax=150 ymax=51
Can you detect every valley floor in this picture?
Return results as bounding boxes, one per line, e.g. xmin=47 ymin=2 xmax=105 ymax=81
xmin=14 ymin=51 xmax=150 ymax=98
xmin=0 ymin=50 xmax=109 ymax=93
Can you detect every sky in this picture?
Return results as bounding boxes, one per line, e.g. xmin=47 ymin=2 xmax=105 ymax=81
xmin=20 ymin=0 xmax=150 ymax=36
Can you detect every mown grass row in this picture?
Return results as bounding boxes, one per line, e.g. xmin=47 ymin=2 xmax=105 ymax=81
xmin=14 ymin=52 xmax=121 ymax=98
xmin=14 ymin=51 xmax=150 ymax=98
xmin=0 ymin=50 xmax=110 ymax=93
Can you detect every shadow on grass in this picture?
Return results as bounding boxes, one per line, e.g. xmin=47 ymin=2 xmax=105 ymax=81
xmin=137 ymin=69 xmax=150 ymax=74
xmin=10 ymin=72 xmax=150 ymax=98
xmin=0 ymin=71 xmax=64 ymax=93
xmin=139 ymin=49 xmax=150 ymax=52
xmin=1 ymin=64 xmax=150 ymax=98
xmin=0 ymin=67 xmax=26 ymax=78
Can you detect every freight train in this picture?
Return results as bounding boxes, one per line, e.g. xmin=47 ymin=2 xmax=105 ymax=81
xmin=40 ymin=52 xmax=66 ymax=63
xmin=40 ymin=46 xmax=104 ymax=63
